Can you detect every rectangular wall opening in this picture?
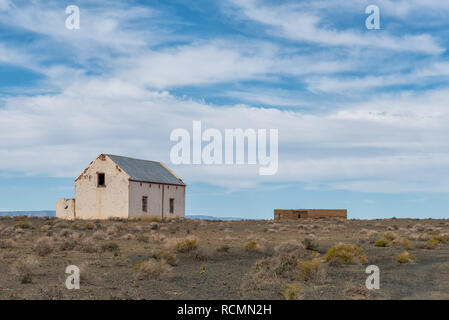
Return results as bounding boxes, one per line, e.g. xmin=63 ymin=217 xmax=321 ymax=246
xmin=97 ymin=173 xmax=105 ymax=187
xmin=142 ymin=196 xmax=148 ymax=212
xmin=169 ymin=198 xmax=174 ymax=214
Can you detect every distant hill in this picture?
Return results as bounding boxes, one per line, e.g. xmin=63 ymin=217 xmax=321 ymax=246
xmin=186 ymin=215 xmax=244 ymax=221
xmin=0 ymin=211 xmax=244 ymax=221
xmin=0 ymin=210 xmax=56 ymax=217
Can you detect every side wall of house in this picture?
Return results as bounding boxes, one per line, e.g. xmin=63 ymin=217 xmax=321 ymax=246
xmin=129 ymin=181 xmax=163 ymax=218
xmin=129 ymin=182 xmax=185 ymax=219
xmin=75 ymin=155 xmax=129 ymax=219
xmin=162 ymin=184 xmax=185 ymax=218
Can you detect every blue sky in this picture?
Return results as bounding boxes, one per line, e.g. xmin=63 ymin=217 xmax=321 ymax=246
xmin=1 ymin=0 xmax=449 ymax=219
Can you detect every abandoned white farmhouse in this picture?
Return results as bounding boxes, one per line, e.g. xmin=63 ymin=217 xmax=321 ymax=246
xmin=56 ymin=154 xmax=186 ymax=220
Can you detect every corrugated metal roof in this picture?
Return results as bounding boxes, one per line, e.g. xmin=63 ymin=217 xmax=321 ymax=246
xmin=106 ymin=154 xmax=185 ymax=186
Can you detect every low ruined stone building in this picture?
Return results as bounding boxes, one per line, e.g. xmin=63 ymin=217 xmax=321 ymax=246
xmin=56 ymin=154 xmax=186 ymax=220
xmin=274 ymin=209 xmax=347 ymax=220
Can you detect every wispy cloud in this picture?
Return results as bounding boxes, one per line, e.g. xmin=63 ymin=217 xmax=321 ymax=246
xmin=1 ymin=0 xmax=449 ymax=196
xmin=228 ymin=0 xmax=444 ymax=54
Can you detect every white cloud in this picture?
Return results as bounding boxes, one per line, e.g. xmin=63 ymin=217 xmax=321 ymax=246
xmin=2 ymin=77 xmax=449 ymax=192
xmin=1 ymin=0 xmax=449 ymax=195
xmin=228 ymin=0 xmax=444 ymax=54
xmin=306 ymin=62 xmax=449 ymax=93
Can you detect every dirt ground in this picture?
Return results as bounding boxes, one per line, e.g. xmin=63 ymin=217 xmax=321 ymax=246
xmin=0 ymin=215 xmax=448 ymax=300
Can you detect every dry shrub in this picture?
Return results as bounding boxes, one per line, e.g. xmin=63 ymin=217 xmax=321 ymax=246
xmin=374 ymin=238 xmax=390 ymax=247
xmin=390 ymin=237 xmax=412 ymax=249
xmin=430 ymin=234 xmax=448 ymax=244
xmin=79 ymin=262 xmax=100 ymax=285
xmin=38 ymin=286 xmax=63 ymax=300
xmin=133 ymin=259 xmax=172 ymax=280
xmin=59 ymin=238 xmax=76 ymax=251
xmin=14 ymin=220 xmax=31 ymax=229
xmin=216 ymin=244 xmax=230 ymax=253
xmin=418 ymin=234 xmax=447 ymax=249
xmin=34 ymin=237 xmax=54 ymax=256
xmin=325 ymin=243 xmax=368 ymax=265
xmin=343 ymin=282 xmax=370 ymax=299
xmin=92 ymin=230 xmax=106 ymax=240
xmin=0 ymin=239 xmax=17 ymax=249
xmin=106 ymin=225 xmax=120 ymax=236
xmin=383 ymin=232 xmax=397 ymax=241
xmin=40 ymin=225 xmax=51 ymax=233
xmin=241 ymin=240 xmax=312 ymax=299
xmin=170 ymin=236 xmax=198 ymax=253
xmin=193 ymin=245 xmax=214 ymax=261
xmin=84 ymin=222 xmax=95 ymax=230
xmin=11 ymin=256 xmax=39 ymax=284
xmin=0 ymin=226 xmax=13 ymax=236
xmin=328 ymin=257 xmax=343 ymax=268
xmin=283 ymin=283 xmax=303 ymax=300
xmin=79 ymin=237 xmax=98 ymax=253
xmin=396 ymin=251 xmax=416 ymax=263
xmin=151 ymin=233 xmax=166 ymax=243
xmin=59 ymin=229 xmax=72 ymax=238
xmin=302 ymin=238 xmax=319 ymax=251
xmin=244 ymin=240 xmax=264 ymax=252
xmin=136 ymin=234 xmax=150 ymax=243
xmin=299 ymin=259 xmax=326 ymax=283
xmin=121 ymin=233 xmax=135 ymax=240
xmin=155 ymin=250 xmax=178 ymax=266
xmin=417 ymin=233 xmax=431 ymax=241
xmin=101 ymin=242 xmax=120 ymax=253
xmin=274 ymin=241 xmax=307 ymax=261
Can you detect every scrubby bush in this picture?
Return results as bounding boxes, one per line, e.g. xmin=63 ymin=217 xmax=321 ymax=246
xmin=84 ymin=222 xmax=95 ymax=230
xmin=283 ymin=283 xmax=303 ymax=300
xmin=34 ymin=237 xmax=54 ymax=256
xmin=79 ymin=262 xmax=99 ymax=285
xmin=424 ymin=238 xmax=440 ymax=249
xmin=92 ymin=230 xmax=106 ymax=240
xmin=79 ymin=237 xmax=98 ymax=253
xmin=59 ymin=239 xmax=76 ymax=251
xmin=171 ymin=237 xmax=198 ymax=253
xmin=14 ymin=220 xmax=31 ymax=229
xmin=59 ymin=229 xmax=72 ymax=238
xmin=374 ymin=238 xmax=390 ymax=247
xmin=396 ymin=251 xmax=416 ymax=264
xmin=216 ymin=244 xmax=230 ymax=253
xmin=390 ymin=237 xmax=412 ymax=249
xmin=133 ymin=259 xmax=172 ymax=280
xmin=136 ymin=234 xmax=150 ymax=243
xmin=299 ymin=259 xmax=325 ymax=282
xmin=325 ymin=243 xmax=368 ymax=264
xmin=155 ymin=250 xmax=178 ymax=266
xmin=274 ymin=241 xmax=307 ymax=260
xmin=383 ymin=232 xmax=396 ymax=241
xmin=0 ymin=239 xmax=17 ymax=249
xmin=302 ymin=238 xmax=319 ymax=251
xmin=106 ymin=225 xmax=120 ymax=236
xmin=101 ymin=242 xmax=120 ymax=252
xmin=244 ymin=240 xmax=262 ymax=251
xmin=430 ymin=234 xmax=448 ymax=244
xmin=193 ymin=245 xmax=214 ymax=261
xmin=11 ymin=256 xmax=39 ymax=284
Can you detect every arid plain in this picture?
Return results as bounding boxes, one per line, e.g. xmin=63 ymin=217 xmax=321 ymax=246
xmin=0 ymin=216 xmax=448 ymax=300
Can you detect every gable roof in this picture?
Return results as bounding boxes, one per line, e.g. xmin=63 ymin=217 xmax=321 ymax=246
xmin=106 ymin=154 xmax=185 ymax=186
